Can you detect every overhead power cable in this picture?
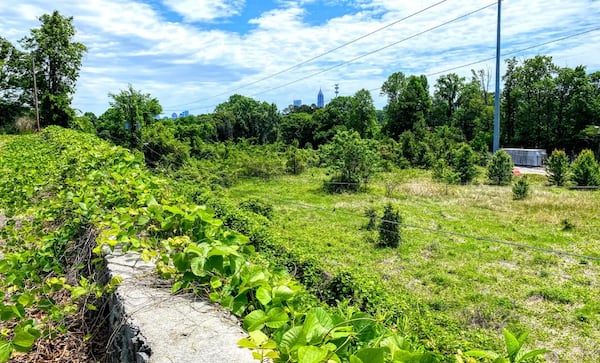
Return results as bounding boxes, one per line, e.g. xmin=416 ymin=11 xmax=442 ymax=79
xmin=369 ymin=25 xmax=600 ymax=94
xmin=162 ymin=0 xmax=449 ymax=110
xmin=250 ymin=2 xmax=498 ymax=97
xmin=427 ymin=26 xmax=600 ymax=77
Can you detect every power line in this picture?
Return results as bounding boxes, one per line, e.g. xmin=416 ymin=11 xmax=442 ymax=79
xmin=250 ymin=2 xmax=498 ymax=97
xmin=427 ymin=26 xmax=600 ymax=77
xmin=162 ymin=0 xmax=449 ymax=110
xmin=368 ymin=25 xmax=600 ymax=95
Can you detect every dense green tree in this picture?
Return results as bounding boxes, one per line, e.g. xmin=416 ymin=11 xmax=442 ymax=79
xmin=280 ymin=112 xmax=317 ymax=146
xmin=0 ymin=37 xmax=29 ymax=129
xmin=312 ymin=96 xmax=353 ymax=146
xmin=172 ymin=114 xmax=218 ymax=156
xmin=431 ymin=73 xmax=464 ymax=127
xmin=546 ymin=149 xmax=570 ymax=186
xmin=501 ymin=58 xmax=519 ymax=146
xmin=319 ymin=130 xmax=380 ymax=191
xmin=20 ymin=11 xmax=86 ymax=127
xmin=487 ymin=150 xmax=514 ymax=185
xmin=214 ymin=94 xmax=280 ymax=144
xmin=142 ymin=121 xmax=190 ymax=169
xmin=381 ymin=73 xmax=431 ymax=138
xmin=96 ymin=85 xmax=162 ymax=148
xmin=571 ymin=149 xmax=600 ymax=186
xmin=348 ymin=89 xmax=378 ymax=138
xmin=450 ymin=143 xmax=478 ymax=184
xmin=282 ymin=103 xmax=317 ymax=115
xmin=378 ymin=203 xmax=401 ymax=248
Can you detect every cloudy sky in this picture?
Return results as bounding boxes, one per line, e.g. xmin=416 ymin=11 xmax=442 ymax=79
xmin=1 ymin=0 xmax=599 ymax=117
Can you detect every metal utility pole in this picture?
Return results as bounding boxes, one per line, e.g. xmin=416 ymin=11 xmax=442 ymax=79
xmin=492 ymin=0 xmax=502 ymax=152
xmin=31 ymin=57 xmax=41 ymax=132
xmin=334 ymin=83 xmax=339 ymax=98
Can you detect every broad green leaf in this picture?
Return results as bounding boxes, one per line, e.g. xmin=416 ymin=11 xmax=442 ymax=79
xmin=280 ymin=326 xmax=305 ymax=354
xmin=189 ymin=257 xmax=205 ymax=277
xmin=249 ymin=330 xmax=269 ymax=346
xmin=0 ymin=339 xmax=11 ymax=363
xmin=0 ymin=261 xmax=9 ymax=274
xmin=465 ymin=350 xmax=499 ymax=360
xmin=243 ymin=309 xmax=267 ymax=331
xmin=298 ymin=346 xmax=328 ymax=363
xmin=209 ymin=276 xmax=222 ymax=289
xmin=303 ymin=308 xmax=332 ymax=344
xmin=16 ymin=293 xmax=35 ymax=307
xmin=137 ymin=215 xmax=150 ymax=226
xmin=12 ymin=326 xmax=37 ymax=352
xmin=354 ymin=348 xmax=384 ymax=363
xmin=349 ymin=356 xmax=363 ymax=363
xmin=265 ymin=307 xmax=288 ymax=329
xmin=70 ymin=286 xmax=88 ymax=300
xmin=502 ymin=329 xmax=521 ymax=360
xmin=516 ymin=349 xmax=551 ymax=363
xmin=256 ymin=286 xmax=272 ymax=306
xmin=272 ymin=285 xmax=295 ymax=303
xmin=237 ymin=337 xmax=258 ymax=350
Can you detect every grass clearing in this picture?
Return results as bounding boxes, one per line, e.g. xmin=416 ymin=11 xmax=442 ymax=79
xmin=224 ymin=168 xmax=600 ymax=362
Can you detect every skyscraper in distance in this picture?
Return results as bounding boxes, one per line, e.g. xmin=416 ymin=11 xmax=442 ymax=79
xmin=317 ymin=88 xmax=324 ymax=108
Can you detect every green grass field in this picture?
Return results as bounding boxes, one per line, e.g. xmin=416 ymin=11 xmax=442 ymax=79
xmin=223 ymin=168 xmax=600 ymax=362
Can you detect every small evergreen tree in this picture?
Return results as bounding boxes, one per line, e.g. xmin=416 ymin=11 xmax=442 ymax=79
xmin=546 ymin=149 xmax=569 ymax=186
xmin=512 ymin=176 xmax=530 ymax=200
xmin=571 ymin=149 xmax=600 ymax=186
xmin=450 ymin=143 xmax=478 ymax=184
xmin=487 ymin=149 xmax=514 ymax=185
xmin=378 ymin=204 xmax=401 ymax=248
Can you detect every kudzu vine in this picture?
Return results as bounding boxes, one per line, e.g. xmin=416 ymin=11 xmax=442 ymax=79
xmin=0 ymin=128 xmax=545 ymax=362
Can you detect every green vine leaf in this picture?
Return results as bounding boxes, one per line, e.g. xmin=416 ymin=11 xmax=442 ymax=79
xmin=0 ymin=339 xmax=12 ymax=362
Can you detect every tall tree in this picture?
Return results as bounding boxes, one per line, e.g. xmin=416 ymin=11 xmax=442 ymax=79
xmin=97 ymin=85 xmax=162 ymax=148
xmin=501 ymin=57 xmax=519 ymax=146
xmin=312 ymin=95 xmax=353 ymax=146
xmin=214 ymin=94 xmax=280 ymax=144
xmin=348 ymin=88 xmax=378 ymax=138
xmin=21 ymin=11 xmax=86 ymax=127
xmin=0 ymin=37 xmax=28 ymax=128
xmin=431 ymin=73 xmax=464 ymax=126
xmin=381 ymin=72 xmax=431 ymax=138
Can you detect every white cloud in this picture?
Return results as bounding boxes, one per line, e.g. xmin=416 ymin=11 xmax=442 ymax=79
xmin=1 ymin=0 xmax=598 ymax=115
xmin=163 ymin=0 xmax=246 ymax=22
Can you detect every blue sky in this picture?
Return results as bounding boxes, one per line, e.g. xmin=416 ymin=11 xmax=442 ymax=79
xmin=1 ymin=0 xmax=599 ymax=117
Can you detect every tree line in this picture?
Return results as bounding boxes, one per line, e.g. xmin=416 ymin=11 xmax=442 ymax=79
xmin=1 ymin=11 xmax=599 ymax=167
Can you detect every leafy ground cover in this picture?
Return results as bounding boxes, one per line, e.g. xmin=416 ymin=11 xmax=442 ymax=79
xmin=1 ymin=129 xmax=461 ymax=362
xmin=223 ymin=168 xmax=600 ymax=362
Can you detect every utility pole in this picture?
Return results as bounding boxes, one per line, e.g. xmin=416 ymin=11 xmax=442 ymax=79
xmin=492 ymin=0 xmax=502 ymax=152
xmin=31 ymin=57 xmax=41 ymax=132
xmin=334 ymin=83 xmax=339 ymax=98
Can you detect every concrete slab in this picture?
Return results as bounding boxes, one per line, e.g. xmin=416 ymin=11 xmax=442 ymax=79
xmin=105 ymin=250 xmax=255 ymax=363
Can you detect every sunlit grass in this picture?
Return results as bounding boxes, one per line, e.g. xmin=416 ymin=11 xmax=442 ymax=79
xmin=225 ymin=168 xmax=600 ymax=362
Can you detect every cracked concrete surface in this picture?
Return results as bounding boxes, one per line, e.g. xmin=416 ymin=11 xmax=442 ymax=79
xmin=105 ymin=250 xmax=255 ymax=363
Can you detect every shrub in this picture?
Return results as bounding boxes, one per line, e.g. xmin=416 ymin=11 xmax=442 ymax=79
xmin=432 ymin=159 xmax=460 ymax=185
xmin=319 ymin=130 xmax=380 ymax=192
xmin=487 ymin=150 xmax=514 ymax=185
xmin=571 ymin=149 xmax=600 ymax=186
xmin=512 ymin=176 xmax=530 ymax=200
xmin=450 ymin=143 xmax=478 ymax=184
xmin=546 ymin=149 xmax=569 ymax=186
xmin=378 ymin=203 xmax=401 ymax=248
xmin=239 ymin=198 xmax=274 ymax=220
